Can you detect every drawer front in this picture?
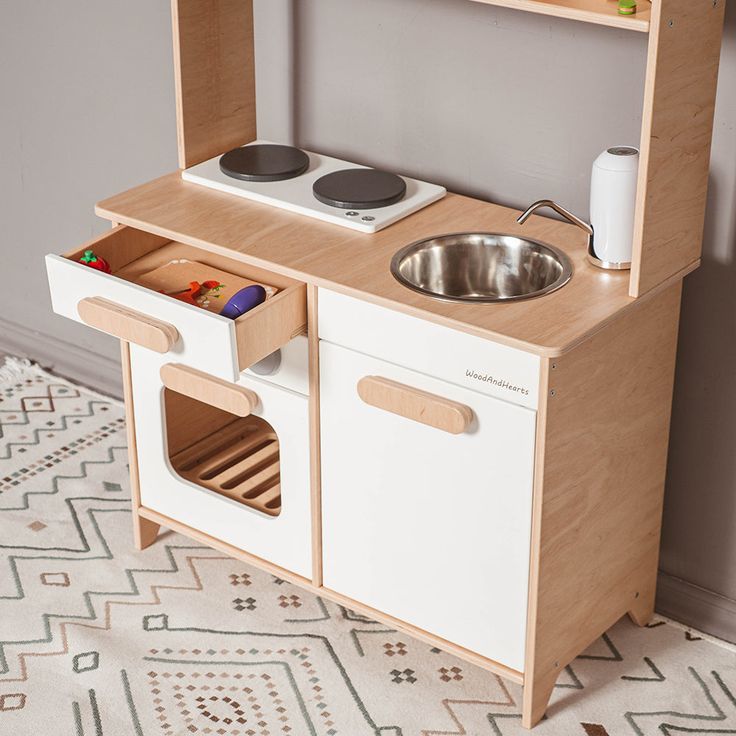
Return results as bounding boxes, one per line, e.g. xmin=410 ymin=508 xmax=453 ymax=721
xmin=320 ymin=341 xmax=536 ymax=671
xmin=130 ymin=345 xmax=312 ymax=578
xmin=47 ymin=252 xmax=239 ymax=380
xmin=47 ymin=226 xmax=307 ymax=383
xmin=318 ymin=289 xmax=540 ymax=409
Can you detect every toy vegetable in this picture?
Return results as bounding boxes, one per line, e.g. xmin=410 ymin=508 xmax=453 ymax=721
xmin=220 ymin=284 xmax=267 ymax=319
xmin=79 ymin=249 xmax=112 ymax=273
xmin=165 ymin=280 xmax=224 ymax=307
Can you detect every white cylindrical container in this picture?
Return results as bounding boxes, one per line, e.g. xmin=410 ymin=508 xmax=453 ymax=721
xmin=589 ymin=146 xmax=639 ymax=269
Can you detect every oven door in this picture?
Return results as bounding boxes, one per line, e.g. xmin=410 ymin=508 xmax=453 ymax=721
xmin=129 ymin=343 xmax=312 ymax=579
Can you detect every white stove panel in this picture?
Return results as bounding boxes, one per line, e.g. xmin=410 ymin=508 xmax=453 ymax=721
xmin=181 ymin=141 xmax=447 ymax=233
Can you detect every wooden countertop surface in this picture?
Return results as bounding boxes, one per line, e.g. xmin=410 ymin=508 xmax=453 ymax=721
xmin=96 ymin=171 xmax=682 ymax=357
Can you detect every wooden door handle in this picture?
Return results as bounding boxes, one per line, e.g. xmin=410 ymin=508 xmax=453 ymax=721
xmin=357 ymin=376 xmax=473 ymax=434
xmin=160 ymin=363 xmax=258 ymax=417
xmin=77 ymin=297 xmax=179 ymax=353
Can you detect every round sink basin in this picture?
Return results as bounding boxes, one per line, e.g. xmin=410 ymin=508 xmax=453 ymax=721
xmin=390 ymin=233 xmax=573 ymax=303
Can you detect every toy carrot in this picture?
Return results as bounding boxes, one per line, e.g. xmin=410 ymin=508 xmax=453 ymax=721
xmin=164 ymin=280 xmax=224 ymax=307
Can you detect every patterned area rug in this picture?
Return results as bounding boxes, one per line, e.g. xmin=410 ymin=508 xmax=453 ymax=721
xmin=0 ymin=357 xmax=735 ymax=736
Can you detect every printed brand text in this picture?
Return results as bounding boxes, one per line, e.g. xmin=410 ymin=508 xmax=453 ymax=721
xmin=465 ymin=369 xmax=530 ymax=396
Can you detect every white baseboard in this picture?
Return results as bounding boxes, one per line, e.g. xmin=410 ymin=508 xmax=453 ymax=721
xmin=657 ymin=570 xmax=736 ymax=644
xmin=0 ymin=316 xmax=122 ymax=398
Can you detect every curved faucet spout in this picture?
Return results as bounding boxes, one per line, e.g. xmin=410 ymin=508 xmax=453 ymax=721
xmin=517 ymin=199 xmax=594 ymax=251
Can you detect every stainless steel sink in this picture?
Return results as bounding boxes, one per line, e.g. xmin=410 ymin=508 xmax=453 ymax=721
xmin=390 ymin=233 xmax=573 ymax=303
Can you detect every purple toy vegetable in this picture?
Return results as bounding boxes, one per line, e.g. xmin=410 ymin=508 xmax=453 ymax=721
xmin=220 ymin=285 xmax=267 ymax=320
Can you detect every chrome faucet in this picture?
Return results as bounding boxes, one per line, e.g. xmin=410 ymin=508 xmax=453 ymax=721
xmin=517 ymin=199 xmax=594 ymax=253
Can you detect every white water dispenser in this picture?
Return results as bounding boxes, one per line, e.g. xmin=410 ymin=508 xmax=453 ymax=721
xmin=589 ymin=146 xmax=639 ymax=270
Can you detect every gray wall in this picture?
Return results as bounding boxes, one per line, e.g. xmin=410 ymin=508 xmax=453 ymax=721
xmin=659 ymin=2 xmax=736 ymax=633
xmin=289 ymin=0 xmax=648 ymax=215
xmin=0 ymin=1 xmax=178 ymax=389
xmin=2 ymin=0 xmax=734 ymax=637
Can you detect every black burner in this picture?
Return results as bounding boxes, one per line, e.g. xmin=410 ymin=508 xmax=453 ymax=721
xmin=313 ymin=168 xmax=407 ymax=209
xmin=219 ymin=144 xmax=310 ymax=182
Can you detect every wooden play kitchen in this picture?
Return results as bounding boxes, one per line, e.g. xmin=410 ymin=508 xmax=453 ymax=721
xmin=44 ymin=0 xmax=725 ymax=728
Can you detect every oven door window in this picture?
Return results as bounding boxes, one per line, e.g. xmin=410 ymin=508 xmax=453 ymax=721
xmin=164 ymin=388 xmax=282 ymax=517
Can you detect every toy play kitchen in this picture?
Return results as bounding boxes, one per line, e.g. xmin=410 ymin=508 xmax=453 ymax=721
xmin=44 ymin=0 xmax=725 ymax=728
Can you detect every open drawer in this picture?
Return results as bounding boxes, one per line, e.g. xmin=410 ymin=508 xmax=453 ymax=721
xmin=46 ymin=226 xmax=307 ymax=381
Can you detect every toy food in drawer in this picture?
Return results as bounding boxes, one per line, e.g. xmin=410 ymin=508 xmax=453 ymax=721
xmin=46 ymin=226 xmax=307 ymax=381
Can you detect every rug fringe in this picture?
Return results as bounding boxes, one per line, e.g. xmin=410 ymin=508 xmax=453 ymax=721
xmin=0 ymin=356 xmax=37 ymax=383
xmin=0 ymin=356 xmax=124 ymax=407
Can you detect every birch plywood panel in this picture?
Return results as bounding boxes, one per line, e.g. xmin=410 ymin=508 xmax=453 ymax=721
xmin=172 ymin=0 xmax=257 ymax=168
xmin=522 ymin=282 xmax=682 ymax=727
xmin=630 ymin=0 xmax=725 ymax=296
xmin=468 ymin=0 xmax=650 ymax=31
xmin=121 ymin=341 xmax=161 ymax=551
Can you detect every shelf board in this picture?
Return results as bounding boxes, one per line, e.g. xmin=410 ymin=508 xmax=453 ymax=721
xmin=468 ymin=0 xmax=650 ymax=32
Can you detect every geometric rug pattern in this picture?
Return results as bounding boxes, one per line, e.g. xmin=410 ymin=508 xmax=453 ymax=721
xmin=0 ymin=356 xmax=734 ymax=735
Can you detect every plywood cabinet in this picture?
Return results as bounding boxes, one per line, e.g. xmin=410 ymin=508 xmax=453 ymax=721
xmin=42 ymin=0 xmax=725 ymax=728
xmin=46 ymin=234 xmax=683 ymax=729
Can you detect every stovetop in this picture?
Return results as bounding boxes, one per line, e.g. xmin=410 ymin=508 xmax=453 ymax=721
xmin=181 ymin=141 xmax=447 ymax=234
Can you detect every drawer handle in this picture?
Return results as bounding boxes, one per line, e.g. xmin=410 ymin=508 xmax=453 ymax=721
xmin=160 ymin=363 xmax=258 ymax=417
xmin=357 ymin=376 xmax=473 ymax=435
xmin=77 ymin=297 xmax=179 ymax=353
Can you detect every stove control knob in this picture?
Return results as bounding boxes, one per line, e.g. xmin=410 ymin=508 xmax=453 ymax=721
xmin=346 ymin=211 xmax=359 ymax=217
xmin=361 ymin=216 xmax=375 ymax=222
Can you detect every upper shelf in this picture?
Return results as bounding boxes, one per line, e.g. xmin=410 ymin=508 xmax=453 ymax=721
xmin=468 ymin=0 xmax=651 ymax=31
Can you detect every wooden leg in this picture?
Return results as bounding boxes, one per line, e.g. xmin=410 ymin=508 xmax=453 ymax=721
xmin=628 ymin=586 xmax=656 ymax=626
xmin=134 ymin=513 xmax=160 ymax=550
xmin=121 ymin=341 xmax=159 ymax=551
xmin=522 ymin=670 xmax=557 ymax=729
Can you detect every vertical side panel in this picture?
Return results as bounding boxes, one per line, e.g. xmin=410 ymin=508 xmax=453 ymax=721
xmin=523 ymin=283 xmax=682 ymax=726
xmin=307 ymin=286 xmax=323 ymax=586
xmin=121 ymin=341 xmax=160 ymax=549
xmin=172 ymin=0 xmax=257 ymax=168
xmin=520 ymin=357 xmax=551 ymax=725
xmin=630 ymin=0 xmax=725 ymax=297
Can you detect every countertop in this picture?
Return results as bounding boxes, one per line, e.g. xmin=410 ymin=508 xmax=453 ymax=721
xmin=96 ymin=171 xmax=677 ymax=357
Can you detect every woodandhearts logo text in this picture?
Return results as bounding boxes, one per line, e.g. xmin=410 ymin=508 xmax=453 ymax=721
xmin=465 ymin=369 xmax=530 ymax=396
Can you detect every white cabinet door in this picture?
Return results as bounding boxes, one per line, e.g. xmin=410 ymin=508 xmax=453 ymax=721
xmin=319 ymin=341 xmax=536 ymax=672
